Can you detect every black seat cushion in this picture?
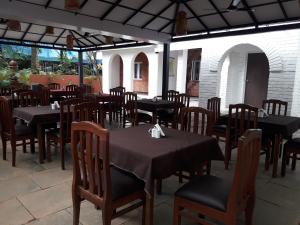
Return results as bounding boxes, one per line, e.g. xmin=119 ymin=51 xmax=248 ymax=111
xmin=284 ymin=138 xmax=300 ymax=151
xmin=15 ymin=124 xmax=34 ymax=136
xmin=110 ymin=166 xmax=145 ymax=201
xmin=212 ymin=124 xmax=227 ymax=133
xmin=137 ymin=112 xmax=152 ymax=123
xmin=175 ymin=175 xmax=231 ymax=212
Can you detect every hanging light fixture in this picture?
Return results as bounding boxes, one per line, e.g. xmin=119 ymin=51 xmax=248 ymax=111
xmin=66 ymin=34 xmax=74 ymax=49
xmin=64 ymin=0 xmax=80 ymax=10
xmin=175 ymin=11 xmax=187 ymax=36
xmin=7 ymin=20 xmax=21 ymax=32
xmin=46 ymin=26 xmax=54 ymax=35
xmin=104 ymin=36 xmax=114 ymax=44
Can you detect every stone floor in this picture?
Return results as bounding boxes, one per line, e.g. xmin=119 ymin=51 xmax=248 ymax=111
xmin=0 ymin=136 xmax=300 ymax=225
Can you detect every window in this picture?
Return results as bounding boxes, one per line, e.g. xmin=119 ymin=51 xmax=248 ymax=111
xmin=191 ymin=60 xmax=200 ymax=81
xmin=134 ymin=62 xmax=142 ymax=79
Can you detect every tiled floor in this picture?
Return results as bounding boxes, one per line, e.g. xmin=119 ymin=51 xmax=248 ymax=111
xmin=0 ymin=137 xmax=300 ymax=225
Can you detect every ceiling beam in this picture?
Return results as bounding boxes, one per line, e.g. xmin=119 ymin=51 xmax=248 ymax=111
xmin=45 ymin=0 xmax=52 ymax=9
xmin=90 ymin=35 xmax=105 ymax=44
xmin=158 ymin=20 xmax=173 ymax=33
xmin=122 ymin=0 xmax=151 ymax=25
xmin=277 ymin=0 xmax=288 ymax=19
xmin=100 ymin=0 xmax=122 ymax=20
xmin=141 ymin=1 xmax=175 ymax=29
xmin=0 ymin=1 xmax=170 ymax=43
xmin=20 ymin=23 xmax=32 ymax=41
xmin=69 ymin=30 xmax=86 ymax=47
xmin=80 ymin=0 xmax=89 ymax=9
xmin=240 ymin=0 xmax=258 ymax=27
xmin=183 ymin=1 xmax=209 ymax=32
xmin=38 ymin=30 xmax=48 ymax=42
xmin=1 ymin=27 xmax=8 ymax=38
xmin=72 ymin=30 xmax=97 ymax=46
xmin=53 ymin=29 xmax=66 ymax=45
xmin=207 ymin=0 xmax=231 ymax=28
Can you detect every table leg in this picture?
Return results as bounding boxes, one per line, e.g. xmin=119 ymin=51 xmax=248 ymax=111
xmin=37 ymin=123 xmax=45 ymax=164
xmin=272 ymin=134 xmax=280 ymax=178
xmin=152 ymin=111 xmax=157 ymax=124
xmin=145 ymin=183 xmax=154 ymax=225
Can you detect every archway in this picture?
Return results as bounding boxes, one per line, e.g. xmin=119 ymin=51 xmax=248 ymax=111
xmin=218 ymin=44 xmax=270 ymax=109
xmin=133 ymin=52 xmax=149 ymax=93
xmin=109 ymin=54 xmax=123 ymax=88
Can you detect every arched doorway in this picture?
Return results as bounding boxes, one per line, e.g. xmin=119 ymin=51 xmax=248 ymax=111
xmin=218 ymin=44 xmax=270 ymax=109
xmin=133 ymin=52 xmax=149 ymax=93
xmin=109 ymin=55 xmax=123 ymax=88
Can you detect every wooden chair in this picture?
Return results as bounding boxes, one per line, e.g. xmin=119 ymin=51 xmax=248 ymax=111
xmin=167 ymin=90 xmax=179 ymax=101
xmin=110 ymin=88 xmax=124 ymax=123
xmin=281 ymin=138 xmax=300 ymax=177
xmin=0 ymin=96 xmax=35 ymax=167
xmin=11 ymin=88 xmax=30 ymax=107
xmin=173 ymin=129 xmax=261 ymax=225
xmin=71 ymin=121 xmax=146 ymax=225
xmin=224 ymin=104 xmax=258 ymax=169
xmin=19 ymin=91 xmax=39 ymax=107
xmin=72 ymin=102 xmax=105 ymax=126
xmin=179 ymin=107 xmax=214 ymax=177
xmin=159 ymin=93 xmax=190 ymax=128
xmin=262 ymin=99 xmax=288 ymax=116
xmin=46 ymin=98 xmax=83 ymax=170
xmin=207 ymin=97 xmax=221 ymax=123
xmin=48 ymin=82 xmax=60 ymax=90
xmin=66 ymin=84 xmax=78 ymax=92
xmin=0 ymin=87 xmax=13 ymax=96
xmin=114 ymin=86 xmax=126 ymax=93
xmin=123 ymin=92 xmax=152 ymax=128
xmin=39 ymin=87 xmax=50 ymax=106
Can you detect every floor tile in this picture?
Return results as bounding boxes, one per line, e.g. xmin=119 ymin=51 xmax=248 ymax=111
xmin=26 ymin=210 xmax=74 ymax=225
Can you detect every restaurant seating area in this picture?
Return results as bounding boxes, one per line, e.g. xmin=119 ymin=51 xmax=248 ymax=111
xmin=0 ymin=84 xmax=300 ymax=225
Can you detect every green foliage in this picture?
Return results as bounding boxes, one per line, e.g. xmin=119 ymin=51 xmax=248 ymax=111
xmin=0 ymin=68 xmax=13 ymax=87
xmin=1 ymin=45 xmax=31 ymax=69
xmin=16 ymin=69 xmax=31 ymax=85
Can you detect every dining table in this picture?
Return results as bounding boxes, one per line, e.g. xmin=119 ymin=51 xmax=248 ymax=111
xmin=14 ymin=105 xmax=61 ymax=163
xmin=136 ymin=99 xmax=177 ymax=123
xmin=219 ymin=114 xmax=300 ymax=177
xmin=109 ymin=124 xmax=224 ymax=225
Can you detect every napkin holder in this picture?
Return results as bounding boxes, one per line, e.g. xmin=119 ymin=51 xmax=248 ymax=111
xmin=258 ymin=109 xmax=268 ymax=118
xmin=148 ymin=124 xmax=165 ymax=139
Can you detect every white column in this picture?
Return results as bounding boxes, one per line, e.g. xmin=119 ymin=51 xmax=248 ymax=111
xmin=176 ymin=50 xmax=188 ymax=93
xmin=122 ymin=56 xmax=133 ymax=92
xmin=148 ymin=52 xmax=161 ymax=98
xmin=102 ymin=54 xmax=110 ymax=94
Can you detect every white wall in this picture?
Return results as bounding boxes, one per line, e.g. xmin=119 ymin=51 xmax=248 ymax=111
xmin=110 ymin=55 xmax=121 ymax=88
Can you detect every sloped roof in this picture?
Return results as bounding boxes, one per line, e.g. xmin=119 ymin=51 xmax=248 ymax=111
xmin=0 ymin=0 xmax=299 ymax=50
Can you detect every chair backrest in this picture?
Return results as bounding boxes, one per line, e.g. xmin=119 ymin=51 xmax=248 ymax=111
xmin=48 ymin=83 xmax=60 ymax=90
xmin=176 ymin=93 xmax=190 ymax=108
xmin=71 ymin=121 xmax=111 ymax=205
xmin=110 ymin=87 xmax=124 ymax=97
xmin=262 ymin=99 xmax=288 ymax=116
xmin=0 ymin=87 xmax=13 ymax=96
xmin=123 ymin=92 xmax=138 ymax=125
xmin=12 ymin=88 xmax=29 ymax=107
xmin=180 ymin=107 xmax=213 ymax=136
xmin=228 ymin=104 xmax=258 ymax=138
xmin=66 ymin=84 xmax=78 ymax=92
xmin=60 ymin=98 xmax=83 ymax=142
xmin=39 ymin=87 xmax=50 ymax=106
xmin=73 ymin=102 xmax=104 ymax=127
xmin=115 ymin=86 xmax=125 ymax=93
xmin=167 ymin=90 xmax=179 ymax=102
xmin=228 ymin=129 xmax=261 ymax=212
xmin=0 ymin=96 xmax=14 ymax=134
xmin=207 ymin=97 xmax=221 ymax=122
xmin=19 ymin=90 xmax=38 ymax=107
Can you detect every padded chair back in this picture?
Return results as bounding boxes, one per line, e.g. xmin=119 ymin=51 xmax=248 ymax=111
xmin=167 ymin=90 xmax=179 ymax=102
xmin=73 ymin=102 xmax=104 ymax=127
xmin=19 ymin=91 xmax=38 ymax=107
xmin=228 ymin=104 xmax=258 ymax=139
xmin=228 ymin=129 xmax=261 ymax=212
xmin=71 ymin=121 xmax=111 ymax=202
xmin=48 ymin=83 xmax=60 ymax=90
xmin=180 ymin=107 xmax=213 ymax=136
xmin=0 ymin=96 xmax=14 ymax=135
xmin=207 ymin=97 xmax=221 ymax=122
xmin=262 ymin=99 xmax=288 ymax=116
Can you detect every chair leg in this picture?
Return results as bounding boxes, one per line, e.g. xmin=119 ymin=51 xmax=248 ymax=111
xmin=30 ymin=137 xmax=35 ymax=154
xmin=173 ymin=199 xmax=182 ymax=225
xmin=72 ymin=191 xmax=81 ymax=225
xmin=60 ymin=141 xmax=65 ymax=170
xmin=156 ymin=179 xmax=162 ymax=195
xmin=102 ymin=209 xmax=112 ymax=225
xmin=281 ymin=148 xmax=287 ymax=177
xmin=206 ymin=161 xmax=211 ymax=175
xmin=11 ymin=140 xmax=17 ymax=167
xmin=22 ymin=140 xmax=27 ymax=153
xmin=46 ymin=137 xmax=52 ymax=162
xmin=245 ymin=194 xmax=255 ymax=225
xmin=291 ymin=153 xmax=297 ymax=171
xmin=1 ymin=136 xmax=7 ymax=160
xmin=142 ymin=199 xmax=146 ymax=225
xmin=178 ymin=171 xmax=183 ymax=183
xmin=224 ymin=139 xmax=231 ymax=170
xmin=265 ymin=147 xmax=270 ymax=171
